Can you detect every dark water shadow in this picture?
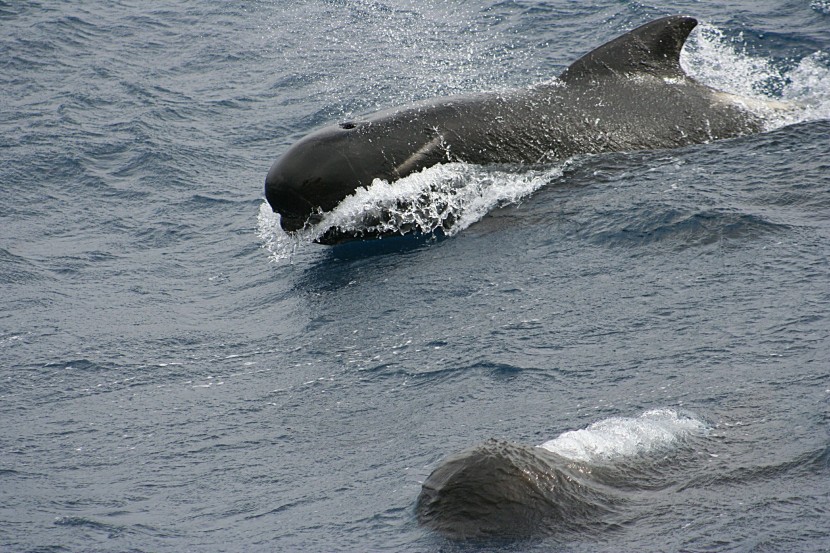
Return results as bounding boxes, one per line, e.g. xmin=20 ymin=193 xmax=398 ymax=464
xmin=289 ymin=229 xmax=448 ymax=293
xmin=323 ymin=228 xmax=447 ymax=262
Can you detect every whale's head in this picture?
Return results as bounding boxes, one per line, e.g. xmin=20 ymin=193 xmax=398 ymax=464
xmin=265 ymin=121 xmax=402 ymax=232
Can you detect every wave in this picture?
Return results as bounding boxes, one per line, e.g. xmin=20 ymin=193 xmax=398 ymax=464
xmin=584 ymin=208 xmax=791 ymax=250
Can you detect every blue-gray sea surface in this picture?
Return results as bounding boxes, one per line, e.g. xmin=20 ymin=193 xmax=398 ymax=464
xmin=2 ymin=1 xmax=829 ymax=551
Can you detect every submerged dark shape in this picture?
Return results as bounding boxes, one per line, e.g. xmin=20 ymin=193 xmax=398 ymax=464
xmin=265 ymin=16 xmax=767 ymax=242
xmin=415 ymin=440 xmax=616 ymax=540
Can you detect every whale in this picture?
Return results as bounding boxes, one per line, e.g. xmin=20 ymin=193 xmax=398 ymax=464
xmin=265 ymin=16 xmax=773 ymax=243
xmin=416 ymin=410 xmax=708 ymax=540
xmin=415 ymin=439 xmax=616 ymax=540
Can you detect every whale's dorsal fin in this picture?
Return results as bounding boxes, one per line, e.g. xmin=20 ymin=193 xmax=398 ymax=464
xmin=559 ymin=16 xmax=698 ymax=83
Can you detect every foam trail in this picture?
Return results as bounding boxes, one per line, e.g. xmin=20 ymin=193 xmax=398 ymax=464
xmin=538 ymin=408 xmax=708 ymax=463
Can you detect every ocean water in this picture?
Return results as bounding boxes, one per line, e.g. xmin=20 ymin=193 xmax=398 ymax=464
xmin=2 ymin=1 xmax=829 ymax=551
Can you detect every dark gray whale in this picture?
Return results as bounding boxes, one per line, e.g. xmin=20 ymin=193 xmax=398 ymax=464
xmin=416 ymin=410 xmax=709 ymax=540
xmin=265 ymin=16 xmax=771 ymax=242
xmin=415 ymin=440 xmax=616 ymax=540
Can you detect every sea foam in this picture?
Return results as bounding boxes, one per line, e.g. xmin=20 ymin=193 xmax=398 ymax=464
xmin=538 ymin=408 xmax=709 ymax=463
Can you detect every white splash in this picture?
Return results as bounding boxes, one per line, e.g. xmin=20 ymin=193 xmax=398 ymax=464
xmin=257 ymin=202 xmax=303 ymax=263
xmin=681 ymin=23 xmax=830 ymax=129
xmin=538 ymin=409 xmax=708 ymax=463
xmin=257 ymin=162 xmax=563 ymax=261
xmin=781 ymin=51 xmax=830 ymax=124
xmin=681 ymin=24 xmax=785 ymax=100
xmin=811 ymin=0 xmax=830 ymax=15
xmin=325 ymin=162 xmax=562 ymax=237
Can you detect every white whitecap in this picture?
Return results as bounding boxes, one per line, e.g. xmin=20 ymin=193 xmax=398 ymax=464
xmin=538 ymin=408 xmax=708 ymax=463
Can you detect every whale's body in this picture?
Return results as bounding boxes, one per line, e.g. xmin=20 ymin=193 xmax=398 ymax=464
xmin=416 ymin=410 xmax=708 ymax=540
xmin=265 ymin=16 xmax=767 ymax=242
xmin=415 ymin=440 xmax=613 ymax=540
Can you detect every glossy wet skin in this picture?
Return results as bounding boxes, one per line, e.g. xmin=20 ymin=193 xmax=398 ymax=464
xmin=415 ymin=440 xmax=613 ymax=539
xmin=264 ymin=95 xmax=501 ymax=231
xmin=264 ymin=16 xmax=764 ymax=237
